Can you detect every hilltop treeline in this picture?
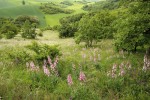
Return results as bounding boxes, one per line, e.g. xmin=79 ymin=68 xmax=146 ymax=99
xmin=0 ymin=15 xmax=39 ymax=39
xmin=40 ymin=2 xmax=74 ymax=14
xmin=59 ymin=0 xmax=150 ymax=51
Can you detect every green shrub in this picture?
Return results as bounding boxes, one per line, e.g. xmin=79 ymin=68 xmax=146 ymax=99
xmin=6 ymin=47 xmax=33 ymax=64
xmin=0 ymin=22 xmax=18 ymax=39
xmin=26 ymin=41 xmax=61 ymax=62
xmin=60 ymin=1 xmax=73 ymax=6
xmin=21 ymin=20 xmax=37 ymax=39
xmin=15 ymin=15 xmax=39 ymax=28
xmin=37 ymin=31 xmax=43 ymax=37
xmin=5 ymin=31 xmax=17 ymax=39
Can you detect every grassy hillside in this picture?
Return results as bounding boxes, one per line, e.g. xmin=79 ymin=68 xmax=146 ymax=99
xmin=0 ymin=0 xmax=46 ymax=27
xmin=45 ymin=2 xmax=86 ymax=26
xmin=0 ymin=0 xmax=97 ymax=27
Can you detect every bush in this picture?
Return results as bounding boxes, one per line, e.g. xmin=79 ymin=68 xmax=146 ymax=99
xmin=5 ymin=31 xmax=16 ymax=39
xmin=60 ymin=1 xmax=73 ymax=6
xmin=21 ymin=20 xmax=37 ymax=39
xmin=26 ymin=41 xmax=61 ymax=62
xmin=0 ymin=22 xmax=18 ymax=39
xmin=15 ymin=15 xmax=39 ymax=28
xmin=58 ymin=13 xmax=85 ymax=38
xmin=6 ymin=47 xmax=33 ymax=64
xmin=37 ymin=31 xmax=43 ymax=37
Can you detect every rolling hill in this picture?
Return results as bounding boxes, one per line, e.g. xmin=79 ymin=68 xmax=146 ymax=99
xmin=0 ymin=0 xmax=100 ymax=27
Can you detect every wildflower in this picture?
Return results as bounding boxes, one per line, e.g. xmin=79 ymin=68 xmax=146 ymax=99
xmin=119 ymin=63 xmax=125 ymax=76
xmin=79 ymin=71 xmax=86 ymax=82
xmin=43 ymin=65 xmax=50 ymax=76
xmin=143 ymin=54 xmax=150 ymax=71
xmin=47 ymin=56 xmax=52 ymax=65
xmin=94 ymin=57 xmax=96 ymax=62
xmin=29 ymin=61 xmax=36 ymax=71
xmin=30 ymin=61 xmax=35 ymax=69
xmin=109 ymin=64 xmax=117 ymax=78
xmin=111 ymin=71 xmax=117 ymax=78
xmin=119 ymin=68 xmax=125 ymax=76
xmin=67 ymin=74 xmax=73 ymax=86
xmin=112 ymin=64 xmax=117 ymax=72
xmin=126 ymin=61 xmax=131 ymax=70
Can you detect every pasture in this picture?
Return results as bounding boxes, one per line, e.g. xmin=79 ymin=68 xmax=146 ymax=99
xmin=0 ymin=0 xmax=89 ymax=27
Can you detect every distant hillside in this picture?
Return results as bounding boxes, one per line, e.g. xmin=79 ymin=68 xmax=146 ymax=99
xmin=0 ymin=0 xmax=100 ymax=27
xmin=0 ymin=0 xmax=46 ymax=27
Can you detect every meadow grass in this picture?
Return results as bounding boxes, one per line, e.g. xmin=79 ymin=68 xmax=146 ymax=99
xmin=0 ymin=0 xmax=149 ymax=99
xmin=0 ymin=30 xmax=149 ymax=99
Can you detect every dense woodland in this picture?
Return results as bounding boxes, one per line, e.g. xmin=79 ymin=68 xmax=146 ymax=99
xmin=0 ymin=0 xmax=150 ymax=99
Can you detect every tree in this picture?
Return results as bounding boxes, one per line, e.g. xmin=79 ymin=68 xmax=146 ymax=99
xmin=22 ymin=0 xmax=25 ymax=5
xmin=14 ymin=15 xmax=39 ymax=28
xmin=75 ymin=11 xmax=115 ymax=47
xmin=113 ymin=1 xmax=150 ymax=51
xmin=22 ymin=20 xmax=36 ymax=39
xmin=58 ymin=13 xmax=85 ymax=38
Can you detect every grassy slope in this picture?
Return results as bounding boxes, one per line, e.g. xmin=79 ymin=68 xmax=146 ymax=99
xmin=0 ymin=30 xmax=147 ymax=99
xmin=0 ymin=0 xmax=91 ymax=27
xmin=0 ymin=0 xmax=46 ymax=27
xmin=45 ymin=2 xmax=86 ymax=26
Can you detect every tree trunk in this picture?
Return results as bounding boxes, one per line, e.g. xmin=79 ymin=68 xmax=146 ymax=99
xmin=134 ymin=42 xmax=138 ymax=52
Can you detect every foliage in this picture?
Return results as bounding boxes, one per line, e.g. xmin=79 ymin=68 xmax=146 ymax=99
xmin=39 ymin=2 xmax=74 ymax=14
xmin=14 ymin=15 xmax=39 ymax=28
xmin=82 ymin=0 xmax=120 ymax=11
xmin=0 ymin=22 xmax=18 ymax=39
xmin=22 ymin=0 xmax=25 ymax=5
xmin=26 ymin=41 xmax=61 ymax=62
xmin=21 ymin=20 xmax=37 ymax=39
xmin=113 ymin=1 xmax=150 ymax=51
xmin=59 ymin=13 xmax=85 ymax=38
xmin=40 ymin=25 xmax=52 ymax=31
xmin=60 ymin=1 xmax=73 ymax=6
xmin=75 ymin=11 xmax=116 ymax=46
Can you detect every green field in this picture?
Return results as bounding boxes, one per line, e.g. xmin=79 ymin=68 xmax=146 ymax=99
xmin=0 ymin=0 xmax=92 ymax=27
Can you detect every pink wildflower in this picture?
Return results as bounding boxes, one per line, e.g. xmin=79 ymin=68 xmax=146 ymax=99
xmin=112 ymin=64 xmax=117 ymax=72
xmin=110 ymin=64 xmax=117 ymax=78
xmin=47 ymin=56 xmax=52 ymax=65
xmin=67 ymin=74 xmax=73 ymax=86
xmin=119 ymin=68 xmax=125 ymax=76
xmin=79 ymin=71 xmax=86 ymax=82
xmin=119 ymin=63 xmax=125 ymax=76
xmin=43 ymin=65 xmax=50 ymax=76
xmin=126 ymin=61 xmax=131 ymax=70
